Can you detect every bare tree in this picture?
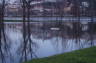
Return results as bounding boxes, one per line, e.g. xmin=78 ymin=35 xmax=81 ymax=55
xmin=0 ymin=0 xmax=10 ymax=63
xmin=19 ymin=0 xmax=37 ymax=62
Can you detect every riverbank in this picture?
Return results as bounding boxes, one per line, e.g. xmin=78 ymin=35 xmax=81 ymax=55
xmin=25 ymin=46 xmax=96 ymax=63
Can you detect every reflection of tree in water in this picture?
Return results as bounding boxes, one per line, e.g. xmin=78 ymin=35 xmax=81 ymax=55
xmin=0 ymin=0 xmax=96 ymax=63
xmin=0 ymin=1 xmax=10 ymax=63
xmin=72 ymin=22 xmax=83 ymax=48
xmin=0 ymin=23 xmax=10 ymax=63
xmin=72 ymin=22 xmax=95 ymax=49
xmin=40 ymin=22 xmax=95 ymax=52
xmin=4 ymin=21 xmax=96 ymax=63
xmin=18 ymin=0 xmax=38 ymax=62
xmin=88 ymin=22 xmax=94 ymax=46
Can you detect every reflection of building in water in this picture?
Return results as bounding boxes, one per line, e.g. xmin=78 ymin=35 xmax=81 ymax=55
xmin=5 ymin=22 xmax=96 ymax=40
xmin=5 ymin=22 xmax=89 ymax=30
xmin=5 ymin=22 xmax=22 ymax=30
xmin=81 ymin=22 xmax=88 ymax=31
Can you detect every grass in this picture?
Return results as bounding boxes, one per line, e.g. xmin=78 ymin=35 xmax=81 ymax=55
xmin=25 ymin=46 xmax=96 ymax=63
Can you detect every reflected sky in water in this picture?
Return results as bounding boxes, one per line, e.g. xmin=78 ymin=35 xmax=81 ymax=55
xmin=2 ymin=22 xmax=96 ymax=63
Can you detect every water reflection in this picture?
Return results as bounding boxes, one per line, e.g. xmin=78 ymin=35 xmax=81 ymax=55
xmin=3 ymin=22 xmax=96 ymax=63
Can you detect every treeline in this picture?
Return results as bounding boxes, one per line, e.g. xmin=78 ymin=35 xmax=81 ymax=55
xmin=2 ymin=0 xmax=96 ymax=17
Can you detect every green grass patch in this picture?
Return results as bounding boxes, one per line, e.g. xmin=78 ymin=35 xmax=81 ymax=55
xmin=25 ymin=46 xmax=96 ymax=63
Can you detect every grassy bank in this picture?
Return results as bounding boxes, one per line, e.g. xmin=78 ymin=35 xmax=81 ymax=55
xmin=25 ymin=46 xmax=96 ymax=63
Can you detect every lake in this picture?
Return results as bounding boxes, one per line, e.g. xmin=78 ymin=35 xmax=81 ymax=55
xmin=0 ymin=22 xmax=96 ymax=63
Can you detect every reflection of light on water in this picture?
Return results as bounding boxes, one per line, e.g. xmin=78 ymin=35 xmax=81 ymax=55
xmin=50 ymin=28 xmax=60 ymax=31
xmin=5 ymin=28 xmax=22 ymax=63
xmin=5 ymin=23 xmax=96 ymax=63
